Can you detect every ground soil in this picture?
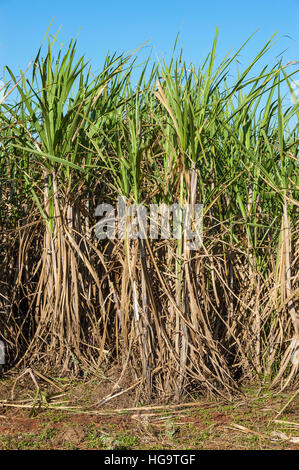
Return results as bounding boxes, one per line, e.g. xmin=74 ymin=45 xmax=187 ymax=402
xmin=0 ymin=368 xmax=298 ymax=450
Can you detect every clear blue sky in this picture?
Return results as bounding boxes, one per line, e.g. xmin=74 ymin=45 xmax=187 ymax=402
xmin=0 ymin=0 xmax=298 ymax=84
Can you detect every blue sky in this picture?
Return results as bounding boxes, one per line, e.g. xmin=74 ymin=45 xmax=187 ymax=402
xmin=0 ymin=0 xmax=298 ymax=87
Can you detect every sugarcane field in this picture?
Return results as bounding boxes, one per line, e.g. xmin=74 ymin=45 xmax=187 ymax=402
xmin=0 ymin=6 xmax=298 ymax=452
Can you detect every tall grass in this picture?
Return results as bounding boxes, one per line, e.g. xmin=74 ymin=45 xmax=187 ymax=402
xmin=0 ymin=29 xmax=298 ymax=399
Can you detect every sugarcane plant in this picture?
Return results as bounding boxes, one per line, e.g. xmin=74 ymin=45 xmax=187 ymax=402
xmin=0 ymin=27 xmax=298 ymax=398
